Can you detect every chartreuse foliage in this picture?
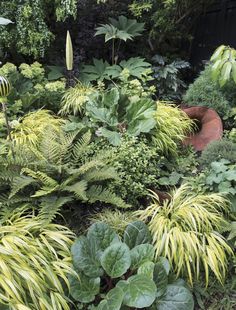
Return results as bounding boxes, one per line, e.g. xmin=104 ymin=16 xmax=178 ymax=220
xmin=135 ymin=184 xmax=233 ymax=286
xmin=70 ymin=221 xmax=194 ymax=309
xmin=0 ymin=209 xmax=75 ymax=310
xmin=0 ymin=123 xmax=129 ymax=221
xmin=153 ymin=102 xmax=194 ymax=155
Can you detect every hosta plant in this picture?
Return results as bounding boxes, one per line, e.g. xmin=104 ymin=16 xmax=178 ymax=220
xmin=70 ymin=221 xmax=194 ymax=309
xmin=135 ymin=183 xmax=233 ymax=286
xmin=0 ymin=209 xmax=75 ymax=310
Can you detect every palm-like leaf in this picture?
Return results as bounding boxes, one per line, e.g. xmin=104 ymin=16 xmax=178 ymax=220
xmin=109 ymin=15 xmax=145 ymax=37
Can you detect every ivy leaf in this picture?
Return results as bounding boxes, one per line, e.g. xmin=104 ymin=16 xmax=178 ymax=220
xmin=95 ymin=287 xmax=124 ymax=310
xmin=130 ymin=244 xmax=155 ymax=270
xmin=71 ymin=236 xmax=103 ymax=278
xmin=156 ymin=285 xmax=194 ymax=310
xmin=87 ymin=222 xmax=120 ymax=252
xmin=124 ymin=221 xmax=152 ymax=249
xmin=69 ymin=273 xmax=100 ymax=303
xmin=117 ymin=275 xmax=157 ymax=308
xmin=101 ymin=243 xmax=131 ymax=278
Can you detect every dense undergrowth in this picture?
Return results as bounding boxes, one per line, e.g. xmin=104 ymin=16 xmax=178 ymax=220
xmin=0 ymin=2 xmax=235 ymax=310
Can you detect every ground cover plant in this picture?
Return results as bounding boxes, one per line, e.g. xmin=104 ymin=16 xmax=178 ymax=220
xmin=0 ymin=5 xmax=236 ymax=310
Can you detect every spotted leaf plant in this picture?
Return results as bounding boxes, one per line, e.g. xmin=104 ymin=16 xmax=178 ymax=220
xmin=69 ymin=221 xmax=194 ymax=309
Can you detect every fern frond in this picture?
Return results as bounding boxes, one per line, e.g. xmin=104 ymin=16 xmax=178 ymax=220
xmin=39 ymin=196 xmax=74 ymax=224
xmin=64 ymin=180 xmax=88 ymax=201
xmin=71 ymin=131 xmax=92 ymax=162
xmin=87 ymin=185 xmax=131 ymax=209
xmin=9 ymin=176 xmax=36 ymax=198
xmin=84 ymin=167 xmax=119 ymax=182
xmin=22 ymin=168 xmax=58 ymax=188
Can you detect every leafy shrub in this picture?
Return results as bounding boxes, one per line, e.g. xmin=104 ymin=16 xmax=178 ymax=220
xmin=0 ymin=209 xmax=75 ymax=310
xmin=135 ymin=183 xmax=233 ymax=285
xmin=153 ymin=102 xmax=194 ymax=155
xmin=199 ymin=139 xmax=236 ymax=167
xmin=82 ymin=136 xmax=170 ymax=206
xmin=183 ymin=66 xmax=230 ymax=117
xmin=0 ymin=126 xmax=129 ymax=221
xmin=0 ymin=62 xmax=65 ymax=116
xmin=69 ymin=221 xmax=194 ymax=309
xmin=152 ymin=54 xmax=190 ymax=100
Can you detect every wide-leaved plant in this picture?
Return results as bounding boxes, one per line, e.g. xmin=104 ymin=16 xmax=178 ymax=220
xmin=69 ymin=221 xmax=194 ymax=309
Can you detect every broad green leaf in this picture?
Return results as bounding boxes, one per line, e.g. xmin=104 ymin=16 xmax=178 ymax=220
xmin=95 ymin=287 xmax=124 ymax=310
xmin=130 ymin=244 xmax=155 ymax=270
xmin=219 ymin=61 xmax=232 ymax=87
xmin=124 ymin=221 xmax=151 ymax=249
xmin=109 ymin=15 xmax=145 ymax=38
xmin=117 ymin=275 xmax=157 ymax=308
xmin=153 ymin=262 xmax=168 ymax=298
xmin=101 ymin=243 xmax=131 ymax=278
xmin=100 ymin=128 xmax=121 ymax=146
xmin=156 ymin=285 xmax=194 ymax=310
xmin=210 ymin=45 xmax=225 ymax=62
xmin=120 ymin=57 xmax=151 ymax=79
xmin=69 ymin=273 xmax=100 ymax=303
xmin=231 ymin=61 xmax=236 ymax=84
xmin=71 ymin=236 xmax=103 ymax=277
xmin=87 ymin=222 xmax=120 ymax=251
xmin=138 ymin=261 xmax=155 ymax=278
xmin=157 ymin=257 xmax=170 ymax=275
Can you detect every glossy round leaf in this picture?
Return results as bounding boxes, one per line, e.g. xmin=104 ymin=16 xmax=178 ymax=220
xmin=130 ymin=244 xmax=155 ymax=270
xmin=156 ymin=285 xmax=194 ymax=310
xmin=124 ymin=221 xmax=151 ymax=249
xmin=101 ymin=242 xmax=131 ymax=278
xmin=69 ymin=273 xmax=100 ymax=303
xmin=118 ymin=274 xmax=157 ymax=308
xmin=71 ymin=236 xmax=103 ymax=277
xmin=96 ymin=287 xmax=124 ymax=310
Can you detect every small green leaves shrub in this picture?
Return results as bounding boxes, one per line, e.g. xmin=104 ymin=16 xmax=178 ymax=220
xmin=69 ymin=221 xmax=194 ymax=309
xmin=199 ymin=139 xmax=236 ymax=167
xmin=82 ymin=136 xmax=170 ymax=206
xmin=183 ymin=66 xmax=230 ymax=117
xmin=0 ymin=62 xmax=65 ymax=116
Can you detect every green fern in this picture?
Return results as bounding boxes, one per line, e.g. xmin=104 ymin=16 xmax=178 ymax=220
xmin=0 ymin=128 xmax=129 ymax=218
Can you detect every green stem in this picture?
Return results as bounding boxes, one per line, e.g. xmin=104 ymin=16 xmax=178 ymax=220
xmin=1 ymin=102 xmax=15 ymax=158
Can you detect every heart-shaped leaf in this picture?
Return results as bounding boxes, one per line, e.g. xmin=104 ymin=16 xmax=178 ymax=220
xmin=101 ymin=243 xmax=131 ymax=278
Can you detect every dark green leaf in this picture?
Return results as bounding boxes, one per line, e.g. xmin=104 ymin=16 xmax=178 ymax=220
xmin=95 ymin=287 xmax=124 ymax=310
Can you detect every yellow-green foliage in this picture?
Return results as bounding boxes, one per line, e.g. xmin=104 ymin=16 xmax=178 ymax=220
xmin=89 ymin=209 xmax=138 ymax=235
xmin=135 ymin=184 xmax=232 ymax=286
xmin=0 ymin=209 xmax=75 ymax=310
xmin=59 ymin=82 xmax=96 ymax=115
xmin=154 ymin=102 xmax=194 ymax=155
xmin=11 ymin=110 xmax=64 ymax=147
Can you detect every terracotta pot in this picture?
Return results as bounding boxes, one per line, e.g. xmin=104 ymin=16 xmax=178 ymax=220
xmin=182 ymin=106 xmax=223 ymax=151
